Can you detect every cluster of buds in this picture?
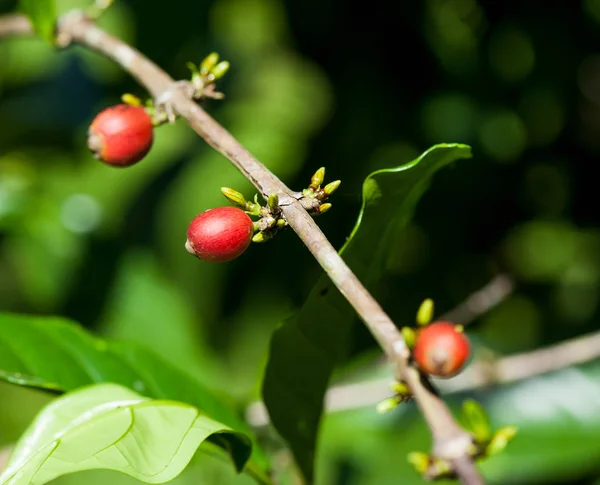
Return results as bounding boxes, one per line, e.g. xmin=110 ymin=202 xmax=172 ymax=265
xmin=186 ymin=169 xmax=341 ymax=262
xmin=220 ymin=188 xmax=288 ymax=244
xmin=299 ymin=167 xmax=341 ymax=215
xmin=88 ymin=52 xmax=231 ymax=167
xmin=408 ymin=400 xmax=517 ymax=480
xmin=375 ymin=299 xmax=517 ymax=480
xmin=186 ymin=52 xmax=230 ymax=101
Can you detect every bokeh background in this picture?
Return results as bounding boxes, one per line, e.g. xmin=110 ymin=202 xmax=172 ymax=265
xmin=2 ymin=0 xmax=600 ymax=484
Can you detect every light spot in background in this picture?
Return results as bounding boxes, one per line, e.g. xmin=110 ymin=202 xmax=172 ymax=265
xmin=504 ymin=220 xmax=579 ymax=282
xmin=519 ymin=88 xmax=564 ymax=147
xmin=480 ymin=295 xmax=541 ymax=352
xmin=488 ymin=25 xmax=535 ymax=83
xmin=490 ymin=368 xmax=600 ymax=425
xmin=133 ymin=381 xmax=146 ymax=393
xmin=554 ymin=282 xmax=599 ymax=325
xmin=422 ymin=93 xmax=479 ymax=143
xmin=424 ymin=0 xmax=487 ymax=75
xmin=584 ymin=0 xmax=600 ymax=25
xmin=523 ymin=163 xmax=569 ymax=216
xmin=60 ymin=194 xmax=102 ymax=234
xmin=478 ymin=109 xmax=527 ymax=162
xmin=578 ymin=55 xmax=600 ymax=105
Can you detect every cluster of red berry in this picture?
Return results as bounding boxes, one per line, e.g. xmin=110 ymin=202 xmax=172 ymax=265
xmin=88 ymin=104 xmax=254 ymax=263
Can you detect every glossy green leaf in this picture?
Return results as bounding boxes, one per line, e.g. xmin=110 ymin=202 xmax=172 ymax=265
xmin=19 ymin=0 xmax=56 ymax=44
xmin=0 ymin=383 xmax=251 ymax=485
xmin=262 ymin=144 xmax=472 ymax=481
xmin=0 ymin=312 xmax=271 ymax=480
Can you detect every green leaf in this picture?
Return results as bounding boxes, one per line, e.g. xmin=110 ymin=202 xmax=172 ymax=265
xmin=0 ymin=383 xmax=251 ymax=485
xmin=262 ymin=144 xmax=472 ymax=481
xmin=19 ymin=0 xmax=57 ymax=44
xmin=0 ymin=313 xmax=271 ymax=480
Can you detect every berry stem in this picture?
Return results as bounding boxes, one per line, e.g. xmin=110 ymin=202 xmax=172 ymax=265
xmin=0 ymin=13 xmax=484 ymax=485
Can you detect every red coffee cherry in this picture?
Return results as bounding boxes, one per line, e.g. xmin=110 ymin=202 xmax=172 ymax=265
xmin=88 ymin=104 xmax=154 ymax=167
xmin=186 ymin=207 xmax=254 ymax=262
xmin=413 ymin=321 xmax=470 ymax=377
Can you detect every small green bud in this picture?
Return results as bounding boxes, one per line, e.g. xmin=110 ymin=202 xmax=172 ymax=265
xmin=211 ymin=61 xmax=230 ymax=80
xmin=186 ymin=62 xmax=199 ymax=74
xmin=245 ymin=196 xmax=263 ymax=217
xmin=431 ymin=458 xmax=453 ymax=478
xmin=311 ymin=167 xmax=325 ymax=188
xmin=200 ymin=52 xmax=219 ymax=75
xmin=318 ymin=203 xmax=332 ymax=215
xmin=461 ymin=399 xmax=492 ymax=444
xmin=376 ymin=396 xmax=401 ymax=414
xmin=486 ymin=425 xmax=518 ymax=456
xmin=268 ymin=193 xmax=279 ymax=210
xmin=401 ymin=326 xmax=417 ymax=349
xmin=323 ymin=180 xmax=341 ymax=197
xmin=390 ymin=381 xmax=411 ymax=397
xmin=121 ymin=93 xmax=142 ymax=107
xmin=407 ymin=452 xmax=430 ymax=474
xmin=252 ymin=232 xmax=268 ymax=243
xmin=277 ymin=218 xmax=287 ymax=228
xmin=221 ymin=187 xmax=247 ymax=207
xmin=416 ymin=298 xmax=434 ymax=326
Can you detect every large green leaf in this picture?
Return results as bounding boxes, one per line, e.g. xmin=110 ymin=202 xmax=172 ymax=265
xmin=19 ymin=0 xmax=56 ymax=44
xmin=0 ymin=313 xmax=270 ymax=480
xmin=0 ymin=383 xmax=251 ymax=485
xmin=262 ymin=144 xmax=472 ymax=481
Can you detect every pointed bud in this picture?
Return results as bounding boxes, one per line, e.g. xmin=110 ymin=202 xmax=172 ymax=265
xmin=401 ymin=326 xmax=416 ymax=349
xmin=200 ymin=52 xmax=219 ymax=75
xmin=121 ymin=93 xmax=142 ymax=107
xmin=486 ymin=425 xmax=518 ymax=456
xmin=461 ymin=399 xmax=491 ymax=444
xmin=268 ymin=193 xmax=279 ymax=210
xmin=390 ymin=381 xmax=411 ymax=397
xmin=252 ymin=232 xmax=268 ymax=243
xmin=318 ymin=203 xmax=332 ymax=215
xmin=376 ymin=396 xmax=401 ymax=414
xmin=430 ymin=458 xmax=453 ymax=478
xmin=407 ymin=452 xmax=430 ymax=474
xmin=323 ymin=180 xmax=341 ymax=197
xmin=310 ymin=167 xmax=325 ymax=189
xmin=221 ymin=187 xmax=247 ymax=208
xmin=416 ymin=298 xmax=435 ymax=326
xmin=186 ymin=62 xmax=199 ymax=74
xmin=211 ymin=61 xmax=230 ymax=81
xmin=245 ymin=201 xmax=262 ymax=217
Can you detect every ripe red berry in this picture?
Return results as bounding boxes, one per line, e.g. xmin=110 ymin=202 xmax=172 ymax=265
xmin=186 ymin=207 xmax=254 ymax=263
xmin=413 ymin=321 xmax=470 ymax=377
xmin=88 ymin=104 xmax=154 ymax=167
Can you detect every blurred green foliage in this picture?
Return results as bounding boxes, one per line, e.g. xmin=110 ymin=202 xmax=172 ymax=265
xmin=2 ymin=0 xmax=600 ymax=484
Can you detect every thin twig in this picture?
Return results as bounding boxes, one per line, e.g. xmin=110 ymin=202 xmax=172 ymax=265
xmin=440 ymin=274 xmax=515 ymax=326
xmin=245 ymin=327 xmax=600 ymax=424
xmin=0 ymin=12 xmax=484 ymax=484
